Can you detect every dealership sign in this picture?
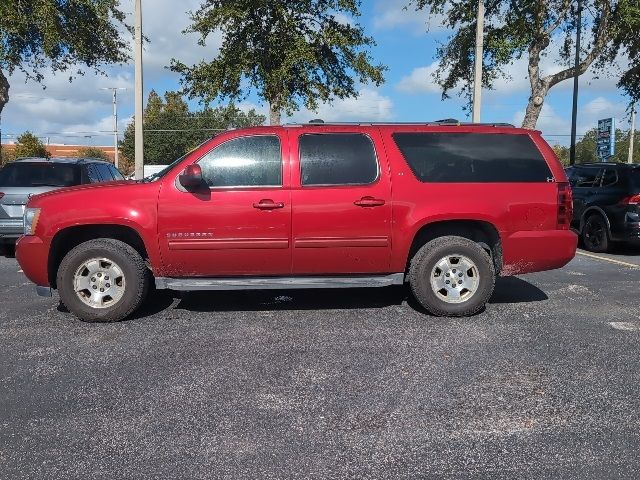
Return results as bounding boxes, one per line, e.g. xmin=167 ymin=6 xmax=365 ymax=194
xmin=597 ymin=118 xmax=616 ymax=160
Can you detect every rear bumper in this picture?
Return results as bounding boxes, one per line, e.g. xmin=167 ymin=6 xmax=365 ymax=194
xmin=502 ymin=230 xmax=578 ymax=275
xmin=16 ymin=235 xmax=50 ymax=288
xmin=0 ymin=219 xmax=23 ymax=239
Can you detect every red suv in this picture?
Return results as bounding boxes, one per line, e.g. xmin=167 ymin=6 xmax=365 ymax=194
xmin=16 ymin=122 xmax=577 ymax=322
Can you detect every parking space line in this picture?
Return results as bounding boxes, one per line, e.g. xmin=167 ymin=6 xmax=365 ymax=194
xmin=577 ymin=251 xmax=640 ymax=269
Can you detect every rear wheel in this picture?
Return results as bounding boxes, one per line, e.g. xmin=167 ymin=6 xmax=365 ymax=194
xmin=57 ymin=239 xmax=150 ymax=322
xmin=582 ymin=214 xmax=609 ymax=253
xmin=409 ymin=236 xmax=495 ymax=317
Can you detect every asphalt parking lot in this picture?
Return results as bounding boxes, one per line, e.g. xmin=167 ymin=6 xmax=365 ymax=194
xmin=1 ymin=251 xmax=640 ymax=479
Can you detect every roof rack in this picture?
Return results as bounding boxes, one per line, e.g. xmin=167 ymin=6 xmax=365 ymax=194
xmin=286 ymin=119 xmax=515 ymax=128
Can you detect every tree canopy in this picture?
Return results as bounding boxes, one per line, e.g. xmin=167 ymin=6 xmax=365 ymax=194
xmin=170 ymin=0 xmax=386 ymax=124
xmin=12 ymin=132 xmax=50 ymax=160
xmin=409 ymin=0 xmax=640 ymax=128
xmin=120 ymin=90 xmax=266 ymax=165
xmin=0 ymin=0 xmax=130 ymax=117
xmin=553 ymin=128 xmax=640 ymax=165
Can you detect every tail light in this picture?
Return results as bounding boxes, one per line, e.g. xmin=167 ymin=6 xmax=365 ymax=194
xmin=619 ymin=194 xmax=640 ymax=205
xmin=0 ymin=192 xmax=4 ymax=200
xmin=557 ymin=182 xmax=573 ymax=230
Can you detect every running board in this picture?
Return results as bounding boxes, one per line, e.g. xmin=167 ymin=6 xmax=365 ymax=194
xmin=155 ymin=273 xmax=405 ymax=291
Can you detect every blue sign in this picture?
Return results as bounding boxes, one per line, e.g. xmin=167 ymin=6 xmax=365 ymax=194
xmin=597 ymin=118 xmax=616 ymax=160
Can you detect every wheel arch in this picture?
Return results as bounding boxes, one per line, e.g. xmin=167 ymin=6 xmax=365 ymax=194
xmin=48 ymin=224 xmax=150 ymax=289
xmin=579 ymin=206 xmax=611 ymax=235
xmin=405 ymin=219 xmax=503 ymax=274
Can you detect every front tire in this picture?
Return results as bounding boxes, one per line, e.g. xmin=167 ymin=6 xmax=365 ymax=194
xmin=57 ymin=239 xmax=150 ymax=322
xmin=409 ymin=236 xmax=496 ymax=317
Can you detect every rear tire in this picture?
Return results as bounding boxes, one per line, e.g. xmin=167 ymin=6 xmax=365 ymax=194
xmin=581 ymin=214 xmax=609 ymax=253
xmin=57 ymin=239 xmax=150 ymax=322
xmin=409 ymin=236 xmax=496 ymax=317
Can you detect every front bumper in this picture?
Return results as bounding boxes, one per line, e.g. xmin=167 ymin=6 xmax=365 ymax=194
xmin=0 ymin=219 xmax=23 ymax=239
xmin=16 ymin=235 xmax=50 ymax=288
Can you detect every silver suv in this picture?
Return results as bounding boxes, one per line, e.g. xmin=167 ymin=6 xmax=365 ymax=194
xmin=0 ymin=157 xmax=124 ymax=248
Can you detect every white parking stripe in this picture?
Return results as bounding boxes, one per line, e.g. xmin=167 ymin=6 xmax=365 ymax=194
xmin=577 ymin=251 xmax=640 ymax=269
xmin=17 ymin=269 xmax=23 ymax=273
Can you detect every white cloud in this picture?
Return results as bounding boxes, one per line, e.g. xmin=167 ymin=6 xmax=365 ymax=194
xmin=287 ymin=88 xmax=394 ymax=123
xmin=397 ymin=63 xmax=441 ymax=93
xmin=373 ymin=0 xmax=448 ymax=35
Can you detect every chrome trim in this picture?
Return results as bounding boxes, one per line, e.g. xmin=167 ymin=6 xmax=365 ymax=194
xmin=155 ymin=273 xmax=405 ymax=291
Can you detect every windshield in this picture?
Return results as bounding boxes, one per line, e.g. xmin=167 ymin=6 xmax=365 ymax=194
xmin=143 ymin=138 xmax=214 ymax=182
xmin=0 ymin=162 xmax=81 ymax=188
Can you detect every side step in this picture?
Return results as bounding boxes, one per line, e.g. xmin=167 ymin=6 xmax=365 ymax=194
xmin=155 ymin=273 xmax=405 ymax=291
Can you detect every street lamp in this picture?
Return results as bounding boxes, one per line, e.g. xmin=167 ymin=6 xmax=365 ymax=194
xmin=134 ymin=0 xmax=144 ymax=180
xmin=100 ymin=87 xmax=127 ymax=169
xmin=569 ymin=0 xmax=583 ymax=166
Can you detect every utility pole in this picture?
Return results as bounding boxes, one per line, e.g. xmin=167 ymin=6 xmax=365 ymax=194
xmin=101 ymin=87 xmax=126 ymax=169
xmin=134 ymin=0 xmax=144 ymax=180
xmin=629 ymin=104 xmax=636 ymax=164
xmin=569 ymin=0 xmax=583 ymax=166
xmin=472 ymin=0 xmax=485 ymax=123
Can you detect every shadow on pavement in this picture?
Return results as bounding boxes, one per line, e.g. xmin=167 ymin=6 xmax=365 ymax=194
xmin=132 ymin=276 xmax=548 ymax=318
xmin=489 ymin=276 xmax=548 ymax=304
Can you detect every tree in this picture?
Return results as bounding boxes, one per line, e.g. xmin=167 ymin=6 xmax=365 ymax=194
xmin=409 ymin=0 xmax=640 ymax=128
xmin=12 ymin=132 xmax=50 ymax=159
xmin=76 ymin=147 xmax=110 ymax=161
xmin=120 ymin=90 xmax=266 ymax=165
xmin=552 ymin=144 xmax=570 ymax=166
xmin=0 ymin=1 xmax=130 ymax=118
xmin=170 ymin=0 xmax=386 ymax=125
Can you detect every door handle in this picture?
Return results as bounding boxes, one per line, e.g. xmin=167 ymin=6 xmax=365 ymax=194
xmin=253 ymin=199 xmax=285 ymax=210
xmin=354 ymin=196 xmax=386 ymax=207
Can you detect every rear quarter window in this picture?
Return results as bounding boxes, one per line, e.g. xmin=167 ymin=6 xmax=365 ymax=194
xmin=392 ymin=132 xmax=552 ymax=183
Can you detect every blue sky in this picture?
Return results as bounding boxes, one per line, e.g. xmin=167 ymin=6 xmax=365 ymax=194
xmin=2 ymin=0 xmax=633 ymax=149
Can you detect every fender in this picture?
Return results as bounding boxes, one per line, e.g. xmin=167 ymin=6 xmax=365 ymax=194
xmin=579 ymin=206 xmax=611 ymax=234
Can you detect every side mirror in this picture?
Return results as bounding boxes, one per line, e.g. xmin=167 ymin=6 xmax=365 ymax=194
xmin=179 ymin=164 xmax=203 ymax=189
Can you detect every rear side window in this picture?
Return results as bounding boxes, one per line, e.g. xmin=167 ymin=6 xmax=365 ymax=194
xmin=299 ymin=133 xmax=378 ymax=186
xmin=574 ymin=167 xmax=601 ymax=188
xmin=601 ymin=169 xmax=618 ymax=187
xmin=392 ymin=133 xmax=552 ymax=183
xmin=0 ymin=163 xmax=81 ymax=187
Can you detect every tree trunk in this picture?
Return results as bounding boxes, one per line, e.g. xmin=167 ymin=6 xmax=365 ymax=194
xmin=522 ymin=87 xmax=547 ymax=130
xmin=0 ymin=70 xmax=9 ymax=160
xmin=269 ymin=102 xmax=281 ymax=126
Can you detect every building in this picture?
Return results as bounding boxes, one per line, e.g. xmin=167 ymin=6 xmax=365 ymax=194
xmin=1 ymin=143 xmax=119 ymax=162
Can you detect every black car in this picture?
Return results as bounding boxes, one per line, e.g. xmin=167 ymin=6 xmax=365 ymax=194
xmin=0 ymin=157 xmax=125 ymax=251
xmin=565 ymin=162 xmax=640 ymax=252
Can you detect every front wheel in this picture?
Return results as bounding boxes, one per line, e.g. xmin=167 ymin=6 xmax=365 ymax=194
xmin=57 ymin=239 xmax=150 ymax=322
xmin=409 ymin=236 xmax=496 ymax=317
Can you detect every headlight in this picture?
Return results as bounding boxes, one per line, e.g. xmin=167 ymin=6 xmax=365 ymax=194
xmin=23 ymin=208 xmax=41 ymax=236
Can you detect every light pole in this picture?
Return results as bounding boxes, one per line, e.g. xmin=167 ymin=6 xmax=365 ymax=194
xmin=472 ymin=0 xmax=485 ymax=123
xmin=629 ymin=104 xmax=636 ymax=164
xmin=134 ymin=0 xmax=144 ymax=180
xmin=569 ymin=0 xmax=583 ymax=166
xmin=101 ymin=87 xmax=126 ymax=169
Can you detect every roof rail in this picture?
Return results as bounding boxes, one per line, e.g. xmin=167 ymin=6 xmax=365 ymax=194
xmin=285 ymin=120 xmax=516 ymax=128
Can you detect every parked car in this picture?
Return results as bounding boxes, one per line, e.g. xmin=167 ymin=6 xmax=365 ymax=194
xmin=565 ymin=162 xmax=640 ymax=252
xmin=0 ymin=157 xmax=124 ymax=252
xmin=16 ymin=121 xmax=577 ymax=322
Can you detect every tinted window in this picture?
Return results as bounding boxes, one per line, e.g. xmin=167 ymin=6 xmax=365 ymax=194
xmin=86 ymin=164 xmax=102 ymax=183
xmin=0 ymin=162 xmax=81 ymax=187
xmin=95 ymin=164 xmax=115 ymax=181
xmin=574 ymin=167 xmax=601 ymax=188
xmin=110 ymin=166 xmax=125 ymax=180
xmin=601 ymin=169 xmax=618 ymax=187
xmin=392 ymin=133 xmax=551 ymax=183
xmin=198 ymin=136 xmax=281 ymax=187
xmin=299 ymin=133 xmax=378 ymax=186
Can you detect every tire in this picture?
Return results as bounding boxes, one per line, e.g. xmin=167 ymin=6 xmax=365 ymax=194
xmin=409 ymin=236 xmax=496 ymax=317
xmin=581 ymin=214 xmax=609 ymax=253
xmin=57 ymin=239 xmax=150 ymax=322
